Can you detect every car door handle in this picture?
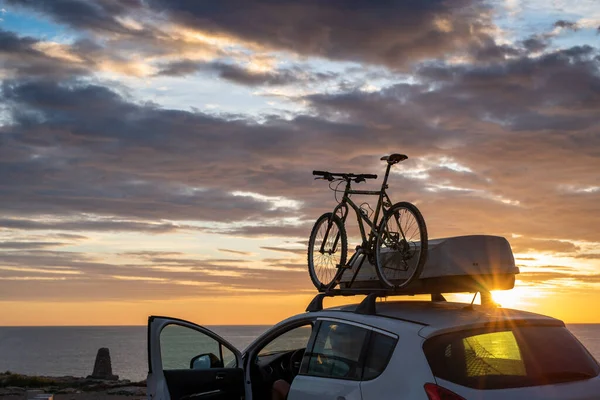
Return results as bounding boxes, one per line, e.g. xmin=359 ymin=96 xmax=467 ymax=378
xmin=183 ymin=390 xmax=222 ymax=399
xmin=215 ymin=373 xmax=226 ymax=380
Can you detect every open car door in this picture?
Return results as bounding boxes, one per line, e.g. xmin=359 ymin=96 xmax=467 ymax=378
xmin=147 ymin=316 xmax=247 ymax=400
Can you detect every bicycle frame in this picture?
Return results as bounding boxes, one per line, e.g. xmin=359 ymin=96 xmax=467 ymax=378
xmin=331 ymin=162 xmax=395 ymax=253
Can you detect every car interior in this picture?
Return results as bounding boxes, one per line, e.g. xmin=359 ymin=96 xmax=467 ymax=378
xmin=247 ymin=322 xmax=313 ymax=400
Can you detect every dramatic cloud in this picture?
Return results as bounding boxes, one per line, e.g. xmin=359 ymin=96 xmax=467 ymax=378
xmin=8 ymin=0 xmax=494 ymax=68
xmin=576 ymin=253 xmax=600 ymax=259
xmin=1 ymin=43 xmax=599 ymax=243
xmin=303 ymin=45 xmax=600 ymax=242
xmin=0 ymin=248 xmax=311 ymax=301
xmin=218 ymin=249 xmax=253 ymax=256
xmin=510 ymin=238 xmax=580 ymax=254
xmin=260 ymin=246 xmax=305 ymax=255
xmin=0 ymin=218 xmax=182 ymax=233
xmin=156 ymin=60 xmax=337 ymax=86
xmin=0 ymin=241 xmax=68 ymax=249
xmin=0 ymin=29 xmax=89 ymax=78
xmin=518 ymin=269 xmax=600 ymax=286
xmin=148 ymin=0 xmax=495 ymax=67
xmin=4 ymin=0 xmax=147 ymax=36
xmin=0 ymin=0 xmax=599 ymax=314
xmin=554 ymin=20 xmax=579 ymax=31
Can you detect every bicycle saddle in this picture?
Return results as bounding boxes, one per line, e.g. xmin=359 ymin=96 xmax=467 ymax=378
xmin=380 ymin=154 xmax=408 ymax=164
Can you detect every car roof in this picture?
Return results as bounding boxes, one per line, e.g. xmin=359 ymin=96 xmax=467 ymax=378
xmin=327 ymin=300 xmax=565 ymax=338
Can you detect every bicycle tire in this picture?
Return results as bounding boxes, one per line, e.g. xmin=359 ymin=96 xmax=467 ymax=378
xmin=374 ymin=202 xmax=428 ymax=289
xmin=307 ymin=212 xmax=348 ymax=290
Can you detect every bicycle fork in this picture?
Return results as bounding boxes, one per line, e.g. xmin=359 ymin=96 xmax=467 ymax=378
xmin=318 ymin=216 xmax=341 ymax=256
xmin=319 ymin=204 xmax=349 ymax=255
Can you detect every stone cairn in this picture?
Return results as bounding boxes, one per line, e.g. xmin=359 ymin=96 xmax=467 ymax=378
xmin=87 ymin=348 xmax=119 ymax=381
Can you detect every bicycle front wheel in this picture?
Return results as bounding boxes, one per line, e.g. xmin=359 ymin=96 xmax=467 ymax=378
xmin=375 ymin=202 xmax=428 ymax=289
xmin=307 ymin=212 xmax=348 ymax=290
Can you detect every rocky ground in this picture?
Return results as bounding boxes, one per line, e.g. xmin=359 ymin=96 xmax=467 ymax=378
xmin=0 ymin=373 xmax=146 ymax=400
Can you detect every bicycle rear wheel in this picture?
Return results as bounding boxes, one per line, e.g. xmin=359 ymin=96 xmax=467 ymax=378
xmin=375 ymin=202 xmax=428 ymax=289
xmin=307 ymin=212 xmax=348 ymax=290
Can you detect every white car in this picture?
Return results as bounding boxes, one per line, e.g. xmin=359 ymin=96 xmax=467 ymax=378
xmin=147 ymin=294 xmax=600 ymax=400
xmin=147 ymin=236 xmax=600 ymax=399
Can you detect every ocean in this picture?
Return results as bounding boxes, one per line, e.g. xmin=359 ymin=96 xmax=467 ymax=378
xmin=0 ymin=325 xmax=599 ymax=382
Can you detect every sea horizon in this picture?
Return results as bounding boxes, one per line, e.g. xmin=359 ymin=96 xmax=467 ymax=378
xmin=1 ymin=324 xmax=599 ymax=382
xmin=0 ymin=321 xmax=600 ymax=328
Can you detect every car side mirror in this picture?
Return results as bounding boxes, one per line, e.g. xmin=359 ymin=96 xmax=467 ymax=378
xmin=190 ymin=353 xmax=224 ymax=369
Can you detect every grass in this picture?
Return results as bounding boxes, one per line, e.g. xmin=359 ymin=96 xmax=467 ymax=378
xmin=0 ymin=372 xmax=59 ymax=388
xmin=0 ymin=371 xmax=146 ymax=390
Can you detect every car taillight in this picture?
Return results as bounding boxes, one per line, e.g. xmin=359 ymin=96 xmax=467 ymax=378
xmin=424 ymin=383 xmax=465 ymax=400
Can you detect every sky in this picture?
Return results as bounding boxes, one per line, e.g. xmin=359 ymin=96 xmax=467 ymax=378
xmin=0 ymin=0 xmax=599 ymax=326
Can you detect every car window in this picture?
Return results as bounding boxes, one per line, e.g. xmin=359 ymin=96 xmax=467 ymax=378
xmin=258 ymin=324 xmax=313 ymax=356
xmin=305 ymin=321 xmax=369 ymax=380
xmin=424 ymin=325 xmax=600 ymax=389
xmin=362 ymin=332 xmax=398 ymax=380
xmin=160 ymin=324 xmax=236 ymax=370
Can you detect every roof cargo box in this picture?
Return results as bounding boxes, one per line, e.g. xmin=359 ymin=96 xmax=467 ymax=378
xmin=339 ymin=235 xmax=518 ymax=294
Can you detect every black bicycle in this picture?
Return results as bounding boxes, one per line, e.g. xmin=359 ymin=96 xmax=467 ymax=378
xmin=308 ymin=154 xmax=428 ymax=290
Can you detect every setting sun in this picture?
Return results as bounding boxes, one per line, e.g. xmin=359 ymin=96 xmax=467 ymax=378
xmin=491 ymin=289 xmax=525 ymax=309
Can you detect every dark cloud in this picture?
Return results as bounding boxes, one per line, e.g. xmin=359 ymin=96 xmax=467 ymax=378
xmin=156 ymin=60 xmax=337 ymax=87
xmin=218 ymin=248 xmax=253 ymax=256
xmin=260 ymin=246 xmax=306 ymax=255
xmin=1 ymin=1 xmax=599 ymax=312
xmin=1 ymin=40 xmax=600 ymax=244
xmin=0 ymin=29 xmax=37 ymax=51
xmin=0 ymin=29 xmax=88 ymax=78
xmin=415 ymin=46 xmax=600 ymax=124
xmin=120 ymin=251 xmax=184 ymax=257
xmin=155 ymin=59 xmax=202 ymax=76
xmin=53 ymin=233 xmax=89 ymax=240
xmin=0 ymin=79 xmax=305 ymax=221
xmin=0 ymin=21 xmax=599 ymax=311
xmin=101 ymin=0 xmax=494 ymax=68
xmin=0 ymin=218 xmax=182 ymax=233
xmin=147 ymin=257 xmax=250 ymax=266
xmin=0 ymin=241 xmax=67 ymax=249
xmin=5 ymin=0 xmax=497 ymax=69
xmin=518 ymin=270 xmax=600 ymax=285
xmin=521 ymin=36 xmax=549 ymax=53
xmin=0 ymin=249 xmax=312 ymax=301
xmin=4 ymin=0 xmax=145 ymax=36
xmin=470 ymin=38 xmax=523 ymax=63
xmin=0 ymin=78 xmax=386 ymax=225
xmin=576 ymin=253 xmax=600 ymax=259
xmin=554 ymin=20 xmax=579 ymax=31
xmin=209 ymin=225 xmax=311 ymax=239
xmin=300 ymin=47 xmax=600 ymax=243
xmin=2 ymin=2 xmax=222 ymax=78
xmin=510 ymin=238 xmax=580 ymax=254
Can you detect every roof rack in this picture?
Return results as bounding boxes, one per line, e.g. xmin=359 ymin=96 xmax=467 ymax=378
xmin=306 ymin=289 xmax=495 ymax=315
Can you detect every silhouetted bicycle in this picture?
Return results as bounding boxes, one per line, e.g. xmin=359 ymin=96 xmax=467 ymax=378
xmin=308 ymin=154 xmax=428 ymax=291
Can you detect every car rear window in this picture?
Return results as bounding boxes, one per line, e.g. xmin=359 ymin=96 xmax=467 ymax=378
xmin=423 ymin=325 xmax=599 ymax=389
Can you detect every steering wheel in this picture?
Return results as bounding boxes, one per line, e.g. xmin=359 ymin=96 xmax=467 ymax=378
xmin=288 ymin=348 xmax=305 ymax=377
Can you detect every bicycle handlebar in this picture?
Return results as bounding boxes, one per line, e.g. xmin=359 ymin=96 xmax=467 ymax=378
xmin=313 ymin=170 xmax=378 ymax=182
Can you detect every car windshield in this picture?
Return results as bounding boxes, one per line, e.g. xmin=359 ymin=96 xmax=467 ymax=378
xmin=423 ymin=325 xmax=600 ymax=390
